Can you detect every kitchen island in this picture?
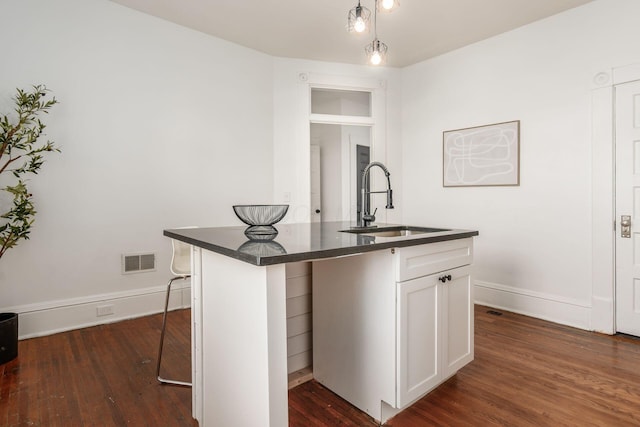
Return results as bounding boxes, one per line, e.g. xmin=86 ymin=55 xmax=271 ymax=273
xmin=164 ymin=221 xmax=478 ymax=426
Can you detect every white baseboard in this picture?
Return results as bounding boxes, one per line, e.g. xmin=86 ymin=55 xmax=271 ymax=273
xmin=475 ymin=280 xmax=592 ymax=330
xmin=3 ymin=281 xmax=191 ymax=339
xmin=5 ymin=279 xmax=595 ymax=339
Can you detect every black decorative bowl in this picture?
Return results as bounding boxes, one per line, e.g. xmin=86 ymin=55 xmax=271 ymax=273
xmin=233 ymin=205 xmax=289 ymax=239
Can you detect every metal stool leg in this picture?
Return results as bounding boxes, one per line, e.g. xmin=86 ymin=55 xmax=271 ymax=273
xmin=156 ymin=275 xmax=192 ymax=387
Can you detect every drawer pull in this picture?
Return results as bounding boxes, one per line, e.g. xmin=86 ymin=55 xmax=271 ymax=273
xmin=439 ymin=274 xmax=452 ymax=283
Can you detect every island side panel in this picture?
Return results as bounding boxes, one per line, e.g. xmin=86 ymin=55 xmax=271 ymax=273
xmin=199 ymin=249 xmax=288 ymax=427
xmin=312 ymin=250 xmax=396 ymax=422
xmin=192 ymin=247 xmax=203 ymax=421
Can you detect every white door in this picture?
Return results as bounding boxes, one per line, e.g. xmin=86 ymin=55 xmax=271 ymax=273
xmin=310 ymin=144 xmax=321 ymax=222
xmin=396 ymin=274 xmax=440 ymax=408
xmin=441 ymin=266 xmax=473 ymax=377
xmin=615 ymin=79 xmax=640 ymax=336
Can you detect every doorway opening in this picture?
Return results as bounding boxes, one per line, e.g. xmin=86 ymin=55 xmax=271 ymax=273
xmin=309 ymin=87 xmax=376 ymax=223
xmin=310 ymin=123 xmax=371 ymax=223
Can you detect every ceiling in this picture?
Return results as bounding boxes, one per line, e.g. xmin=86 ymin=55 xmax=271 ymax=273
xmin=110 ymin=0 xmax=594 ymax=68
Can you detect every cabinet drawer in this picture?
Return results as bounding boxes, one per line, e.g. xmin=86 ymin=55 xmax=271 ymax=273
xmin=396 ymin=238 xmax=473 ymax=282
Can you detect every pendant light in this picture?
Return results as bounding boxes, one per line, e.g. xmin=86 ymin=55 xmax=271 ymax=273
xmin=365 ymin=39 xmax=388 ymax=66
xmin=378 ymin=0 xmax=399 ymax=12
xmin=365 ymin=0 xmax=388 ymax=65
xmin=346 ymin=0 xmax=397 ymax=65
xmin=347 ymin=0 xmax=371 ymax=33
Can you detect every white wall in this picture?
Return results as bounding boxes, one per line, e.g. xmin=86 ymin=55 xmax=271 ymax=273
xmin=0 ymin=0 xmax=274 ymax=336
xmin=401 ymin=0 xmax=640 ymax=330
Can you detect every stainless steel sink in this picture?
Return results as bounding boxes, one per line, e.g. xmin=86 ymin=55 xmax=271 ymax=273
xmin=341 ymin=225 xmax=450 ymax=238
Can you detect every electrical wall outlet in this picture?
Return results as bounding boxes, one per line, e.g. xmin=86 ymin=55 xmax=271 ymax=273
xmin=96 ymin=305 xmax=114 ymax=317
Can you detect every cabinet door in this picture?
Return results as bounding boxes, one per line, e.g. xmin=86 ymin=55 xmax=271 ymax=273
xmin=396 ymin=274 xmax=440 ymax=408
xmin=441 ymin=266 xmax=474 ymax=378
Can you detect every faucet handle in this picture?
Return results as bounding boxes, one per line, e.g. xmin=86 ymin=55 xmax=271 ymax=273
xmin=363 ymin=208 xmax=377 ymax=223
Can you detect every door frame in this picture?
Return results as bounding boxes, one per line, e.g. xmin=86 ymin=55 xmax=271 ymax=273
xmin=300 ymin=73 xmax=387 ymax=224
xmin=592 ymin=63 xmax=640 ymax=334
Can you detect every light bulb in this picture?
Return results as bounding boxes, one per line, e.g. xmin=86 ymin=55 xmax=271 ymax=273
xmin=370 ymin=51 xmax=382 ymax=65
xmin=354 ymin=16 xmax=366 ymax=33
xmin=381 ymin=0 xmax=395 ymax=10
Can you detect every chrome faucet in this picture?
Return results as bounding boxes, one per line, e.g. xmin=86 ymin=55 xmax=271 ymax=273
xmin=359 ymin=161 xmax=394 ymax=227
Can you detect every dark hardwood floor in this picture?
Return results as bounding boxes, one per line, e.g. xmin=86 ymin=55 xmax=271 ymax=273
xmin=385 ymin=307 xmax=640 ymax=427
xmin=1 ymin=306 xmax=639 ymax=426
xmin=0 ymin=309 xmax=195 ymax=427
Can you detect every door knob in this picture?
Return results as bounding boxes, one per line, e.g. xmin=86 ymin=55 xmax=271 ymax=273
xmin=315 ymin=209 xmax=321 ymax=214
xmin=621 ymin=215 xmax=631 ymax=238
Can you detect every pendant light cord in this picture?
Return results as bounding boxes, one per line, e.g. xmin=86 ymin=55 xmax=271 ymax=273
xmin=373 ymin=0 xmax=378 ymax=39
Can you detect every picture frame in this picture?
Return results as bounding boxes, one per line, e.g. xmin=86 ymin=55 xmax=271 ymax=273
xmin=443 ymin=120 xmax=520 ymax=187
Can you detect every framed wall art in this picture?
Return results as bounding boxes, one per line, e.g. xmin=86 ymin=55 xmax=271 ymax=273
xmin=443 ymin=120 xmax=520 ymax=187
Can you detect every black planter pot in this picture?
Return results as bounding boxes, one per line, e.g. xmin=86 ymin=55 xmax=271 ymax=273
xmin=0 ymin=312 xmax=18 ymax=365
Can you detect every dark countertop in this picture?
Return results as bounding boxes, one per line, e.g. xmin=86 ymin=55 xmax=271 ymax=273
xmin=164 ymin=222 xmax=479 ymax=266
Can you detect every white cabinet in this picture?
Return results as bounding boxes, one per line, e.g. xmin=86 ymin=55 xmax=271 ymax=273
xmin=395 ymin=238 xmax=473 ymax=282
xmin=441 ymin=266 xmax=474 ymax=378
xmin=313 ymin=238 xmax=474 ymax=423
xmin=396 ymin=265 xmax=473 ymax=408
xmin=396 ymin=273 xmax=440 ymax=406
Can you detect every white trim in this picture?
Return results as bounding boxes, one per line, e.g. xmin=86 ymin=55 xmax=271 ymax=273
xmin=475 ymin=280 xmax=591 ymax=330
xmin=306 ymin=73 xmax=384 ymax=91
xmin=309 ymin=113 xmax=374 ymax=126
xmin=591 ymin=62 xmax=640 ymax=334
xmin=591 ymin=84 xmax=615 ymax=334
xmin=613 ymin=63 xmax=640 ymax=85
xmin=6 ymin=282 xmax=191 ymax=339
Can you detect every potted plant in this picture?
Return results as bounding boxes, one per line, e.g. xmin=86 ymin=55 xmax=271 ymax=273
xmin=0 ymin=85 xmax=59 ymax=365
